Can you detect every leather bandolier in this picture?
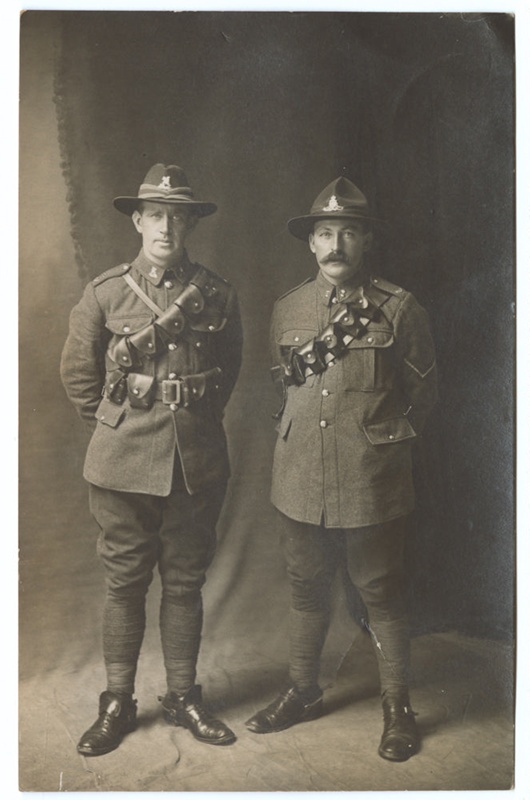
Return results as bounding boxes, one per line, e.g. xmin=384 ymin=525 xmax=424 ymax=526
xmin=271 ymin=289 xmax=382 ymax=418
xmin=106 ymin=265 xmax=229 ymax=411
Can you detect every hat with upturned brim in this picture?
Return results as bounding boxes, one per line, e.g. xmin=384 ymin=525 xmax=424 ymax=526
xmin=288 ymin=177 xmax=380 ymax=240
xmin=113 ymin=163 xmax=217 ymax=217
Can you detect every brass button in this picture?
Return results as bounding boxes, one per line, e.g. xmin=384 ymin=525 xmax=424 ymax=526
xmin=322 ymin=389 xmax=330 ymax=397
xmin=196 ymin=342 xmax=202 ymax=348
xmin=123 ymin=325 xmax=130 ymax=333
xmin=294 ymin=336 xmax=300 ymax=342
xmin=133 ymin=388 xmax=139 ymax=395
xmin=164 ymin=280 xmax=174 ymax=289
xmin=169 ymin=403 xmax=178 ymax=411
xmin=388 ymin=434 xmax=395 ymax=440
xmin=320 ymin=420 xmax=328 ymax=428
xmin=367 ymin=337 xmax=374 ymax=344
xmin=168 ymin=343 xmax=177 ymax=351
xmin=169 ymin=373 xmax=177 ymax=380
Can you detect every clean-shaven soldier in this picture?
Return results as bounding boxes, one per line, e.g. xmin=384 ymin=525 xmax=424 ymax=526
xmin=61 ymin=164 xmax=243 ymax=755
xmin=245 ymin=177 xmax=437 ymax=761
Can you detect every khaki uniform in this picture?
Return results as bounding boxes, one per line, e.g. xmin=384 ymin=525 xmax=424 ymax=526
xmin=270 ymin=271 xmax=437 ymax=528
xmin=61 ymin=246 xmax=243 ymax=698
xmin=61 ymin=249 xmax=242 ymax=496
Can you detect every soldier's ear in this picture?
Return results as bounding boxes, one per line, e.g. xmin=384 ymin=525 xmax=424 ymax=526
xmin=132 ymin=209 xmax=143 ymax=234
xmin=308 ymin=233 xmax=316 ymax=254
xmin=363 ymin=231 xmax=373 ymax=252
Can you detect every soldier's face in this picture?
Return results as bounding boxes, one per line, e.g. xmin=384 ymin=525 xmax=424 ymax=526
xmin=132 ymin=202 xmax=197 ymax=266
xmin=309 ymin=219 xmax=372 ymax=285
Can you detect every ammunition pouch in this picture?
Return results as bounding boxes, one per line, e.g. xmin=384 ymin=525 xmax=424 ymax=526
xmin=127 ymin=373 xmax=157 ymax=409
xmin=272 ymin=298 xmax=382 ymax=403
xmin=109 ymin=265 xmax=229 ymax=368
xmin=104 ymin=369 xmax=128 ymax=405
xmin=103 ymin=368 xmax=222 ymax=412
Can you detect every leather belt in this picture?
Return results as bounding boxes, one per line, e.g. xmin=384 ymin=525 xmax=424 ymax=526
xmin=155 ymin=368 xmax=222 ymax=408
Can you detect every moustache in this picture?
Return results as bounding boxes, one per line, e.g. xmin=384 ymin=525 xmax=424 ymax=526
xmin=322 ymin=251 xmax=352 ymax=265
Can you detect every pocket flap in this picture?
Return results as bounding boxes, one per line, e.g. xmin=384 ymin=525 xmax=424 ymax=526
xmin=105 ymin=314 xmax=154 ymax=335
xmin=277 ymin=328 xmax=318 ymax=347
xmin=363 ymin=416 xmax=416 ymax=445
xmin=348 ymin=329 xmax=394 ymax=349
xmin=96 ymin=396 xmax=126 ymax=428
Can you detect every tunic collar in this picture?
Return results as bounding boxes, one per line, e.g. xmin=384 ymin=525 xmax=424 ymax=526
xmin=316 ymin=269 xmax=369 ymax=307
xmin=132 ymin=249 xmax=193 ymax=286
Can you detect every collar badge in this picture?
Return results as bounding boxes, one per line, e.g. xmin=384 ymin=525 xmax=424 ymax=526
xmin=322 ymin=195 xmax=344 ymax=212
xmin=149 ymin=266 xmax=159 ymax=279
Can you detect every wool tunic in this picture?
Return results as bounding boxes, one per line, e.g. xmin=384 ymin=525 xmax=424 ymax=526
xmin=270 ymin=271 xmax=437 ymax=528
xmin=61 ymin=249 xmax=243 ymax=496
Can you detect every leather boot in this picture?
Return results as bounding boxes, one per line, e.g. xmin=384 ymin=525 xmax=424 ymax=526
xmin=159 ymin=685 xmax=236 ymax=745
xmin=378 ymin=690 xmax=419 ymax=761
xmin=77 ymin=691 xmax=137 ymax=757
xmin=245 ymin=684 xmax=323 ymax=734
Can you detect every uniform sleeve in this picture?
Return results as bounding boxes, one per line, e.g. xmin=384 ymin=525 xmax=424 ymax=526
xmin=393 ymin=292 xmax=438 ymax=434
xmin=210 ymin=284 xmax=243 ymax=410
xmin=60 ymin=282 xmax=110 ymax=431
xmin=269 ymin=300 xmax=282 ymax=367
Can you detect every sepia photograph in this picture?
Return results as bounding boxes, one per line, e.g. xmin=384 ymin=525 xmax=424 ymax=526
xmin=18 ymin=5 xmax=518 ymax=794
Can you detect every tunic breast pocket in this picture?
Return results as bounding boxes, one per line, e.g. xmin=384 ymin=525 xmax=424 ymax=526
xmin=105 ymin=314 xmax=154 ymax=337
xmin=341 ymin=329 xmax=395 ymax=392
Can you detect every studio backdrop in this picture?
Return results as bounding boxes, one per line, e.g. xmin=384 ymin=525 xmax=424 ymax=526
xmin=19 ymin=11 xmax=514 ymax=695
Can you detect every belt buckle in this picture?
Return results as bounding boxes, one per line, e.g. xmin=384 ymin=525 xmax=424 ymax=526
xmin=162 ymin=379 xmax=182 ymax=405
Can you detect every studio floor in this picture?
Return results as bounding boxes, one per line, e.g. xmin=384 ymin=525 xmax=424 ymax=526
xmin=19 ymin=626 xmax=513 ymax=792
xmin=19 ymin=388 xmax=515 ymax=793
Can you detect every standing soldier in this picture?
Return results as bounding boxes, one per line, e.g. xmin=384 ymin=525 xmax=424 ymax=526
xmin=61 ymin=163 xmax=243 ymax=755
xmin=245 ymin=177 xmax=437 ymax=761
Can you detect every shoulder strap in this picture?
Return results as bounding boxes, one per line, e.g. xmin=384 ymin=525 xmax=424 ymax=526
xmin=123 ymin=273 xmax=164 ymax=317
xmin=93 ymin=263 xmax=131 ymax=286
xmin=276 ymin=277 xmax=314 ymax=303
xmin=370 ymin=276 xmax=406 ymax=297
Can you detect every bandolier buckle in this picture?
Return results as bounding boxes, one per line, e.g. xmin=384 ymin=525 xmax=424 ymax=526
xmin=161 ymin=379 xmax=183 ymax=406
xmin=160 ymin=368 xmax=221 ymax=409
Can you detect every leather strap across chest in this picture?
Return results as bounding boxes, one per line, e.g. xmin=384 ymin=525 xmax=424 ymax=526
xmin=123 ymin=272 xmax=165 ymax=316
xmin=280 ymin=293 xmax=382 ymax=386
xmin=111 ymin=266 xmax=228 ymax=369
